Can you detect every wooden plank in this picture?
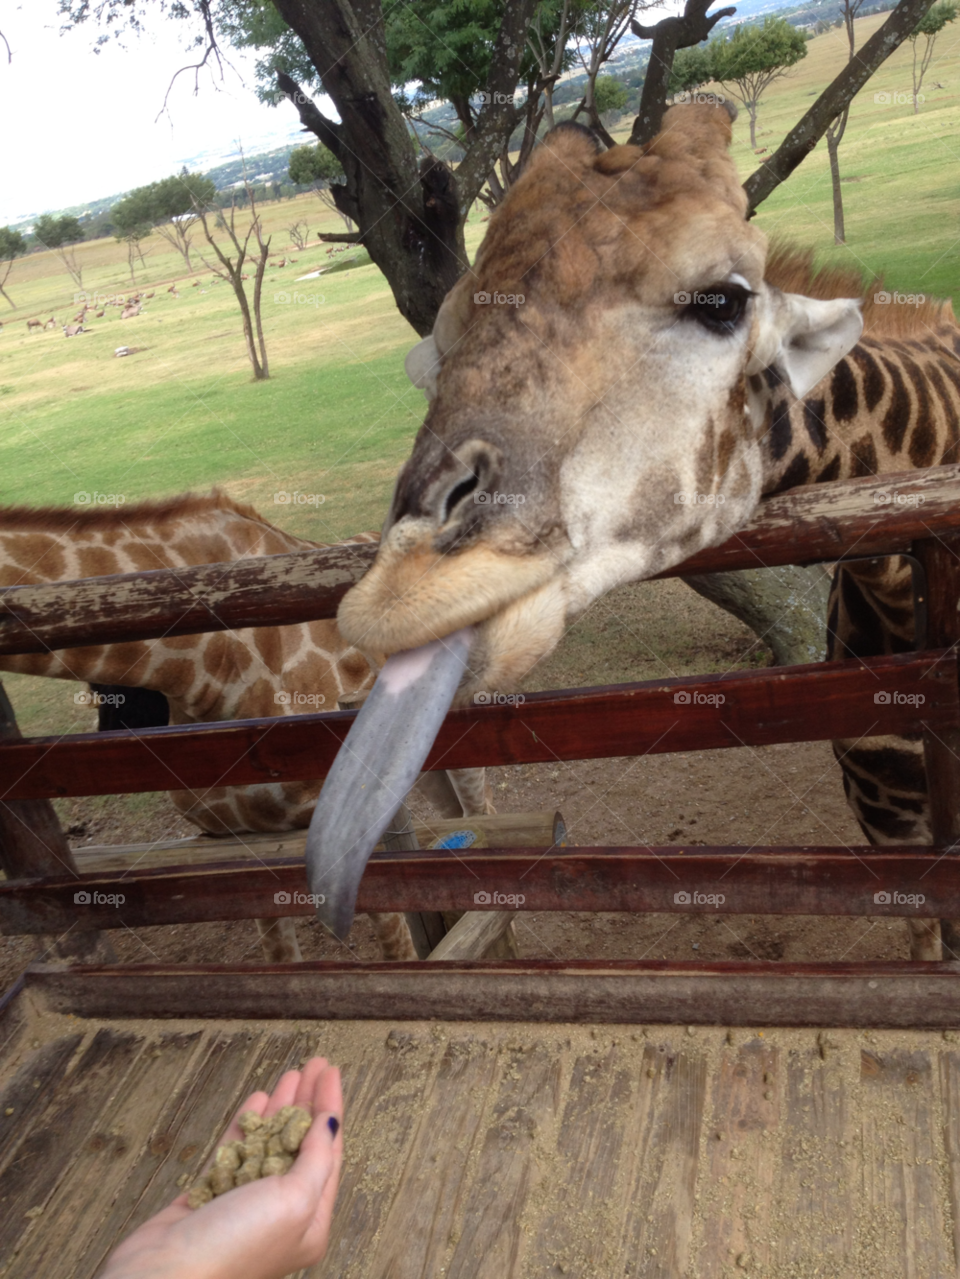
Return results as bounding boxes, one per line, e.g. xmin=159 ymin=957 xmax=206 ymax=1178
xmin=58 ymin=810 xmax=563 ymax=875
xmin=0 ymin=649 xmax=953 ymax=800
xmin=319 ymin=1026 xmax=441 ymax=1277
xmin=0 ymin=541 xmax=378 ymax=656
xmin=2 ymin=464 xmax=959 ymax=656
xmin=937 ymin=1049 xmax=960 ymax=1271
xmin=0 ymin=1027 xmax=145 ymax=1261
xmin=359 ymin=1033 xmax=503 ymax=1279
xmin=859 ymin=1046 xmax=954 ymax=1277
xmin=0 ymin=1033 xmax=85 ymax=1172
xmin=443 ymin=1041 xmax=563 ymax=1279
xmin=694 ymin=1036 xmax=781 ymax=1277
xmin=618 ymin=1042 xmax=707 ymax=1276
xmin=427 ymin=911 xmax=516 ymax=960
xmin=21 ymin=961 xmax=960 ymax=1029
xmin=6 ymin=845 xmax=960 ymax=936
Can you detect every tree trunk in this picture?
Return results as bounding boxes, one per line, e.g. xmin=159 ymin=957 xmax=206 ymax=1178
xmin=233 ymin=280 xmax=265 ymax=380
xmin=826 ymin=125 xmax=846 ymax=245
xmin=749 ymin=104 xmax=758 ymax=148
xmin=683 ymin=564 xmax=833 ymax=667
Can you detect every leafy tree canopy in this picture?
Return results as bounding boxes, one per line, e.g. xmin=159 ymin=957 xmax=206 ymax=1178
xmin=0 ymin=227 xmax=26 ymax=262
xmin=32 ymin=213 xmax=84 ymax=248
xmin=912 ymin=0 xmax=957 ymax=33
xmin=710 ymin=16 xmax=808 ymax=88
xmin=288 ymin=143 xmax=344 ymax=188
xmin=593 ymin=74 xmax=629 ymax=114
xmin=668 ymin=44 xmax=715 ymax=96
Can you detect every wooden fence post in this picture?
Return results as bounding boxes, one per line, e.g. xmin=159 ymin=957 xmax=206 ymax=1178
xmin=0 ymin=682 xmax=114 ymax=962
xmin=913 ymin=536 xmax=960 ymax=958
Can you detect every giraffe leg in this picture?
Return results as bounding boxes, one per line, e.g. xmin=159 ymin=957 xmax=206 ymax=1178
xmin=446 ymin=767 xmax=497 ymax=816
xmin=368 ymin=912 xmax=419 ymax=960
xmin=939 ymin=920 xmax=960 ymax=961
xmin=255 ymin=916 xmax=302 ymax=963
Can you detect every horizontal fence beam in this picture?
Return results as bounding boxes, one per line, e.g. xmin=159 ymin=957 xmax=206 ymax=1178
xmin=0 ymin=650 xmax=954 ymax=800
xmin=3 ymin=845 xmax=959 ymax=934
xmin=23 ymin=960 xmax=960 ymax=1028
xmin=1 ymin=464 xmax=958 ymax=655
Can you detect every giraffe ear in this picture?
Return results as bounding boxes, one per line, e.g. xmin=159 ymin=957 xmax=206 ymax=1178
xmin=749 ymin=291 xmax=863 ymax=400
xmin=404 ymin=335 xmax=442 ymax=400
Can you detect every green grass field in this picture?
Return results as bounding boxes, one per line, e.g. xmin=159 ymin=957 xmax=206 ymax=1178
xmin=1 ymin=10 xmax=958 ymax=754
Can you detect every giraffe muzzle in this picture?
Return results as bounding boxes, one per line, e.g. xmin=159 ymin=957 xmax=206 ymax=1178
xmin=304 ymin=627 xmax=475 ymax=942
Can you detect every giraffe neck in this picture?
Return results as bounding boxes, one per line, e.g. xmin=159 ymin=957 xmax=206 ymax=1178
xmin=760 ymin=319 xmax=960 ymax=496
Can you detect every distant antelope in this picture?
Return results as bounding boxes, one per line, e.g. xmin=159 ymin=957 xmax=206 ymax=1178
xmin=43 ymin=317 xmax=57 ymax=331
xmin=145 ymin=290 xmax=155 ymax=299
xmin=63 ymin=322 xmax=86 ymax=337
xmin=96 ymin=309 xmax=105 ymax=318
xmin=191 ymin=280 xmax=200 ymax=288
xmin=167 ymin=284 xmax=177 ymax=293
xmin=26 ymin=319 xmax=42 ymax=332
xmin=120 ymin=304 xmax=141 ymax=320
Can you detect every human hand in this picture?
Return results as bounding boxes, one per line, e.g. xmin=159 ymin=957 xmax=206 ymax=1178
xmin=99 ymin=1056 xmax=342 ymax=1279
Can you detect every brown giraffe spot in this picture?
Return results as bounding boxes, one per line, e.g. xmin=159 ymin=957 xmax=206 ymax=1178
xmin=815 ymin=455 xmax=841 ymax=483
xmin=848 ymin=435 xmax=877 ymax=478
xmin=880 ymin=357 xmax=911 ymax=453
xmin=152 ymin=658 xmax=197 ymax=696
xmin=900 ymin=355 xmax=938 ymax=468
xmin=851 ymin=345 xmax=887 ymax=413
xmin=237 ymin=791 xmax=286 ymax=829
xmin=769 ymin=452 xmax=810 ymax=493
xmin=925 ymin=363 xmax=960 ymax=462
xmin=802 ymin=398 xmax=827 ymax=453
xmin=253 ymin=627 xmax=283 ymax=672
xmin=162 ymin=633 xmax=201 ymax=650
xmin=77 ymin=546 xmax=121 ymax=579
xmin=125 ymin=543 xmax=171 ymax=571
xmin=830 ymin=359 xmax=859 ymax=421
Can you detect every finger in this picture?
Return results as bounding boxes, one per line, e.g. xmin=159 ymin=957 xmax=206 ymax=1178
xmin=294 ymin=1057 xmax=329 ymax=1109
xmin=312 ymin=1064 xmax=342 ymax=1122
xmin=288 ymin=1108 xmax=340 ymax=1200
xmin=264 ymin=1069 xmax=302 ymax=1115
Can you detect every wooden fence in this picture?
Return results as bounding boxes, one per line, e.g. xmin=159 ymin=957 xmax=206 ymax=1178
xmin=2 ymin=462 xmax=960 ymax=1027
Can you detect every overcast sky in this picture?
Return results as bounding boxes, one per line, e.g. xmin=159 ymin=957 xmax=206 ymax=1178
xmin=0 ymin=0 xmax=679 ymax=227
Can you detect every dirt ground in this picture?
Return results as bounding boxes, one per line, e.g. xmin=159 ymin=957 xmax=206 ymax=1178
xmin=0 ymin=576 xmax=919 ymax=990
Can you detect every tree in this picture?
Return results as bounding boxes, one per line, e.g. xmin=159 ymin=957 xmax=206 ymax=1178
xmin=193 ymin=174 xmax=271 ymax=381
xmin=567 ymin=1 xmax=651 ymax=145
xmin=0 ymin=227 xmax=26 ymax=309
xmin=151 ymin=171 xmax=217 ymax=268
xmin=710 ymin=17 xmax=809 ymax=148
xmin=32 ymin=213 xmax=85 ymax=288
xmin=526 ymin=0 xmax=578 ymax=129
xmin=286 ymin=220 xmax=309 ymax=251
xmin=908 ymin=0 xmax=957 ymax=111
xmin=288 ymin=142 xmax=353 ymax=232
xmin=824 ymin=0 xmax=865 ymax=246
xmin=112 ymin=187 xmax=156 ymax=284
xmin=668 ymin=44 xmax=716 ymax=99
xmin=593 ymin=74 xmax=629 ymax=118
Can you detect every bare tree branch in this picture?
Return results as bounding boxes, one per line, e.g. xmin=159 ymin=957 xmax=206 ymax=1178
xmin=0 ymin=28 xmax=11 ymax=63
xmin=743 ymin=0 xmax=937 ymax=214
xmin=154 ymin=0 xmax=238 ymax=123
xmin=630 ymin=0 xmax=736 ymax=145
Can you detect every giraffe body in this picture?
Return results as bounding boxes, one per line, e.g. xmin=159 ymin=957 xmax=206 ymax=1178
xmin=0 ymin=492 xmax=493 ymax=961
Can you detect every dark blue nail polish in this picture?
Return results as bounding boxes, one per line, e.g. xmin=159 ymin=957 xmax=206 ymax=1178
xmin=327 ymin=1116 xmax=340 ymax=1138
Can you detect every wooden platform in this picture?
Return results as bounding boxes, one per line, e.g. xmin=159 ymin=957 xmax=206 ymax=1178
xmin=3 ymin=965 xmax=960 ymax=1277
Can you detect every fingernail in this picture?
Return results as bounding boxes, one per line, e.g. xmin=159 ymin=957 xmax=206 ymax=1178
xmin=327 ymin=1116 xmax=340 ymax=1138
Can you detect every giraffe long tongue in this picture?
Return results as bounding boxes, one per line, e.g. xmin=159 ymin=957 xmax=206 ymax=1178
xmin=304 ymin=627 xmax=474 ymax=942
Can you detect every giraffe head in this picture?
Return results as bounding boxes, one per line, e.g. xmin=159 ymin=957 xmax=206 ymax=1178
xmin=307 ymin=104 xmax=864 ymax=940
xmin=338 ymin=104 xmax=862 ymax=694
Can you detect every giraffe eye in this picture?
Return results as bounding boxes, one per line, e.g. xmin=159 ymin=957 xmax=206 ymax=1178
xmin=686 ymin=283 xmax=754 ymax=334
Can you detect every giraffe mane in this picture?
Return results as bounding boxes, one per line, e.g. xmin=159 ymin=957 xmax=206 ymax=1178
xmin=764 ymin=241 xmax=957 ymax=339
xmin=0 ymin=489 xmax=303 ymax=537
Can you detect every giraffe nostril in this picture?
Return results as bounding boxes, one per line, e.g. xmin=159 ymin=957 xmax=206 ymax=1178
xmin=442 ymin=472 xmax=480 ymax=523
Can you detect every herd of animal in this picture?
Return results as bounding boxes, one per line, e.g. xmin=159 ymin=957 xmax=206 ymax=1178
xmin=19 ymin=290 xmax=157 ymax=337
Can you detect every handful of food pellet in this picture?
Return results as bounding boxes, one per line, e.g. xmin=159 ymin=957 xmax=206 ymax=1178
xmin=186 ymin=1105 xmax=313 ymax=1208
